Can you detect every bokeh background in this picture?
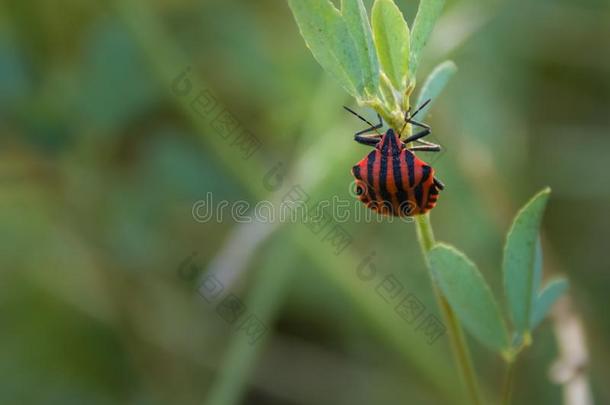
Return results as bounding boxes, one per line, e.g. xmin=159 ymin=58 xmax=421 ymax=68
xmin=1 ymin=0 xmax=609 ymax=404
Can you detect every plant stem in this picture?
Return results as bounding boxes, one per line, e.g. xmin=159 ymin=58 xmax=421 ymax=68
xmin=501 ymin=359 xmax=516 ymax=405
xmin=415 ymin=214 xmax=483 ymax=405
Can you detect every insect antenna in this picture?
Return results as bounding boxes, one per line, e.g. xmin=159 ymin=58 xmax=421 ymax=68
xmin=343 ymin=106 xmax=383 ymax=136
xmin=399 ymin=98 xmax=432 ymax=136
xmin=409 ymin=98 xmax=432 ymax=120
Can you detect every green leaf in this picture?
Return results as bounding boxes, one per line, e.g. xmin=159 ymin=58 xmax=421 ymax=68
xmin=288 ymin=0 xmax=366 ymax=99
xmin=288 ymin=1 xmax=362 ymax=97
xmin=429 ymin=244 xmax=510 ymax=352
xmin=342 ymin=0 xmax=380 ymax=96
xmin=371 ymin=0 xmax=410 ymax=91
xmin=531 ymin=278 xmax=569 ymax=329
xmin=532 ymin=237 xmax=543 ymax=304
xmin=415 ymin=60 xmax=457 ymax=120
xmin=410 ymin=0 xmax=446 ymax=75
xmin=378 ymin=73 xmax=399 ymax=110
xmin=503 ymin=188 xmax=551 ymax=335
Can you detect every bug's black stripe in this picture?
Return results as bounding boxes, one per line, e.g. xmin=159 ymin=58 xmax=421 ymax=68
xmin=420 ymin=166 xmax=432 ymax=209
xmin=405 ymin=151 xmax=415 ymax=187
xmin=381 ymin=131 xmax=390 ymax=154
xmin=391 ymin=136 xmax=408 ymax=212
xmin=388 ymin=129 xmax=401 ymax=156
xmin=352 ymin=165 xmax=361 ymax=180
xmin=412 ymin=166 xmax=429 ymax=210
xmin=367 ymin=150 xmax=377 ymax=203
xmin=378 ymin=135 xmax=394 ymax=215
xmin=421 ymin=165 xmax=431 ymax=183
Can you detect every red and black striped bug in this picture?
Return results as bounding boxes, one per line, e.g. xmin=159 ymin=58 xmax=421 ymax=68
xmin=345 ymin=100 xmax=445 ymax=217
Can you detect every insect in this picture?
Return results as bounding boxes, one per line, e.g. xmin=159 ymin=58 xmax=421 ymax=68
xmin=344 ymin=100 xmax=445 ymax=217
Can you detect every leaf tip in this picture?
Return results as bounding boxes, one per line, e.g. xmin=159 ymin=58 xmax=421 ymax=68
xmin=533 ymin=187 xmax=552 ymax=203
xmin=443 ymin=60 xmax=458 ymax=71
xmin=528 ymin=187 xmax=552 ymax=211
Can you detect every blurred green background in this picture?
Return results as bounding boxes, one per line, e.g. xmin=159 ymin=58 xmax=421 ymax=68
xmin=1 ymin=0 xmax=609 ymax=404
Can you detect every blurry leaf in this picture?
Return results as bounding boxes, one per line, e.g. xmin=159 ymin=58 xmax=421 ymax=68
xmin=503 ymin=188 xmax=551 ymax=335
xmin=410 ymin=0 xmax=446 ymax=75
xmin=371 ymin=0 xmax=410 ymax=91
xmin=204 ymin=236 xmax=297 ymax=405
xmin=0 ymin=40 xmax=31 ymax=108
xmin=531 ymin=278 xmax=569 ymax=329
xmin=78 ymin=20 xmax=158 ymax=133
xmin=288 ymin=0 xmax=367 ymax=99
xmin=428 ymin=244 xmax=510 ymax=352
xmin=415 ymin=60 xmax=457 ymax=120
xmin=342 ymin=0 xmax=380 ymax=96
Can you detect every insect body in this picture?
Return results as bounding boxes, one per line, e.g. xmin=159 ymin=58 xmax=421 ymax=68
xmin=345 ymin=101 xmax=445 ymax=217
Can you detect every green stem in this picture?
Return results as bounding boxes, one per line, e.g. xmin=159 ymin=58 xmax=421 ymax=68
xmin=501 ymin=359 xmax=516 ymax=405
xmin=415 ymin=214 xmax=483 ymax=405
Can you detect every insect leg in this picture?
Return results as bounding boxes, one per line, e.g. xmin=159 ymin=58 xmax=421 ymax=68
xmin=409 ymin=145 xmax=441 ymax=152
xmin=356 ymin=119 xmax=383 ymax=136
xmin=404 ymin=128 xmax=431 ymax=144
xmin=406 ymin=118 xmax=430 ymax=131
xmin=354 ymin=133 xmax=382 ymax=146
xmin=415 ymin=139 xmax=441 ymax=147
